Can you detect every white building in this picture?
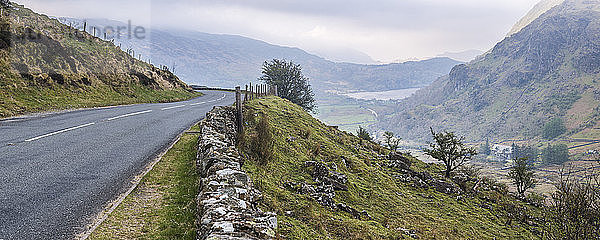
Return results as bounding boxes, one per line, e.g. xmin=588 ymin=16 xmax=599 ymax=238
xmin=491 ymin=144 xmax=513 ymax=161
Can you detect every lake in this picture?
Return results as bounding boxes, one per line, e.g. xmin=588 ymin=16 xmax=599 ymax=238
xmin=343 ymin=88 xmax=421 ymax=101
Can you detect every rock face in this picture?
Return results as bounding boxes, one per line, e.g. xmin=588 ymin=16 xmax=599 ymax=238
xmin=196 ymin=106 xmax=277 ymax=240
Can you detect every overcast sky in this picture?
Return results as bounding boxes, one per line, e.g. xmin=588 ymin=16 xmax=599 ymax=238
xmin=14 ymin=0 xmax=540 ymax=63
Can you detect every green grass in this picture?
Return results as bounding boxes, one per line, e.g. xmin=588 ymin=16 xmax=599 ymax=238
xmin=89 ymin=124 xmax=200 ymax=240
xmin=0 ymin=84 xmax=201 ymax=118
xmin=240 ymin=97 xmax=541 ymax=240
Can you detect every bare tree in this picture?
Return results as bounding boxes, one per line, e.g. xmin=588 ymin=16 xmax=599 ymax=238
xmin=424 ymin=127 xmax=477 ymax=178
xmin=543 ymin=166 xmax=600 ymax=239
xmin=383 ymin=131 xmax=401 ymax=152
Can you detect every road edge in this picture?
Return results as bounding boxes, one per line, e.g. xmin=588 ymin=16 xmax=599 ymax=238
xmin=75 ymin=120 xmax=201 ymax=240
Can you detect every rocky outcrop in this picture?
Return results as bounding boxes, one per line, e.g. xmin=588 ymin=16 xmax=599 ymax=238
xmin=196 ymin=106 xmax=277 ymax=240
xmin=387 ymin=152 xmax=461 ymax=195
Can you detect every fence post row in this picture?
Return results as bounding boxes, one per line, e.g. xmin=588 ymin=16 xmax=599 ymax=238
xmin=241 ymin=83 xmax=278 ymax=103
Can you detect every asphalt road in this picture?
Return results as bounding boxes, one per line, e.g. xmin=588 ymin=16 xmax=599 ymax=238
xmin=0 ymin=90 xmax=235 ymax=239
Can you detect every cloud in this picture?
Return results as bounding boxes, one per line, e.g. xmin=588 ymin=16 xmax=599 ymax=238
xmin=13 ymin=0 xmax=540 ymax=62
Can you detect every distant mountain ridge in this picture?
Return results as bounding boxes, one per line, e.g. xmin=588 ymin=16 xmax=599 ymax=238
xmin=508 ymin=0 xmax=565 ymax=36
xmin=377 ymin=0 xmax=600 ymax=142
xmin=56 ymin=18 xmax=462 ymax=93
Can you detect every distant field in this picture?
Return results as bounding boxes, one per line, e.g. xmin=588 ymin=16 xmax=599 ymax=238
xmin=343 ymin=88 xmax=421 ymax=101
xmin=316 ymin=104 xmax=377 ymax=133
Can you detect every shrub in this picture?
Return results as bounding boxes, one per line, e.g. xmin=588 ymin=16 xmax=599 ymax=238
xmin=383 ymin=131 xmax=401 ymax=152
xmin=356 ymin=126 xmax=372 ymax=141
xmin=543 ymin=171 xmax=600 ymax=239
xmin=251 ymin=113 xmax=274 ymax=165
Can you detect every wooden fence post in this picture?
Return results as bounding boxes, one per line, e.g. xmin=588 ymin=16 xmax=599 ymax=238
xmin=244 ymin=85 xmax=248 ymax=102
xmin=274 ymin=85 xmax=278 ymax=97
xmin=249 ymin=82 xmax=253 ymax=100
xmin=235 ymin=86 xmax=243 ymax=134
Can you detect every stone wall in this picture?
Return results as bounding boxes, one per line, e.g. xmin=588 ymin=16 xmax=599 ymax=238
xmin=196 ymin=106 xmax=277 ymax=240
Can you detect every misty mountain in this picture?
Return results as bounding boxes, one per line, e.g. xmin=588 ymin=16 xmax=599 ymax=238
xmin=56 ymin=18 xmax=461 ymax=93
xmin=436 ymin=49 xmax=485 ymax=62
xmin=376 ymin=0 xmax=600 ymax=142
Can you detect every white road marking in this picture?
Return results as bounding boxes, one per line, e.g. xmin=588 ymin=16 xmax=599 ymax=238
xmin=107 ymin=110 xmax=153 ymax=121
xmin=189 ymin=102 xmax=206 ymax=106
xmin=25 ymin=123 xmax=96 ymax=142
xmin=207 ymin=94 xmax=227 ymax=103
xmin=161 ymin=105 xmax=186 ymax=110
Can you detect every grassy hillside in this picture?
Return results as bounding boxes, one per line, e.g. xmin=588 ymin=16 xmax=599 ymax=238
xmin=377 ymin=0 xmax=600 ymax=143
xmin=239 ymin=97 xmax=542 ymax=239
xmin=0 ymin=3 xmax=199 ymax=118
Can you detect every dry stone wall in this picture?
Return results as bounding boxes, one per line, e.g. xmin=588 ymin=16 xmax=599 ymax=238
xmin=196 ymin=106 xmax=277 ymax=240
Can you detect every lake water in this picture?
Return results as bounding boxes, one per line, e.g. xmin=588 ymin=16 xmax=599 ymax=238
xmin=343 ymin=88 xmax=421 ymax=101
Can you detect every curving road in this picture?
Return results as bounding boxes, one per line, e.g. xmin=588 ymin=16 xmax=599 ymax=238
xmin=0 ymin=90 xmax=235 ymax=240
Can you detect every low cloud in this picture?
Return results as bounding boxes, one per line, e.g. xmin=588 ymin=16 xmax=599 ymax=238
xmin=14 ymin=0 xmax=539 ymax=62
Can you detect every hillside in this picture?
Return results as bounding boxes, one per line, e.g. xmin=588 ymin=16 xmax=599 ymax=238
xmin=0 ymin=3 xmax=197 ymax=118
xmin=238 ymin=97 xmax=542 ymax=239
xmin=507 ymin=0 xmax=565 ymax=36
xmin=56 ymin=18 xmax=461 ymax=93
xmin=377 ymin=0 xmax=600 ymax=143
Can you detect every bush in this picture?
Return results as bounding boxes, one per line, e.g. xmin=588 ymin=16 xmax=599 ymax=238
xmin=543 ymin=172 xmax=600 ymax=239
xmin=542 ymin=118 xmax=567 ymax=140
xmin=383 ymin=131 xmax=401 ymax=152
xmin=356 ymin=126 xmax=372 ymax=141
xmin=542 ymin=144 xmax=569 ymax=165
xmin=251 ymin=113 xmax=274 ymax=165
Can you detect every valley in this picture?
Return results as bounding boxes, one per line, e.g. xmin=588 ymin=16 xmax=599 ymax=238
xmin=1 ymin=0 xmax=599 ymax=239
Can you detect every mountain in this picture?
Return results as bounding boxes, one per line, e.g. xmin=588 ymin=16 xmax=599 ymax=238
xmin=307 ymin=46 xmax=378 ymax=65
xmin=436 ymin=49 xmax=485 ymax=62
xmin=507 ymin=0 xmax=565 ymax=36
xmin=376 ymin=0 xmax=600 ymax=142
xmin=55 ymin=18 xmax=461 ymax=93
xmin=0 ymin=3 xmax=196 ymax=118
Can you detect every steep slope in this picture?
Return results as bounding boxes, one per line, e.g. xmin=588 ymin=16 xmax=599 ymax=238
xmin=56 ymin=18 xmax=461 ymax=93
xmin=238 ymin=97 xmax=542 ymax=239
xmin=508 ymin=0 xmax=565 ymax=36
xmin=378 ymin=0 xmax=600 ymax=142
xmin=0 ymin=3 xmax=197 ymax=118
